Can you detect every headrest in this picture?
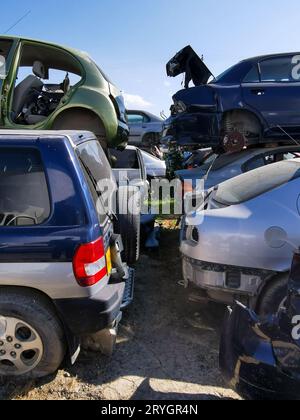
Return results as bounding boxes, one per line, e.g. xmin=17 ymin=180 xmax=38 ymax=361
xmin=33 ymin=61 xmax=46 ymax=79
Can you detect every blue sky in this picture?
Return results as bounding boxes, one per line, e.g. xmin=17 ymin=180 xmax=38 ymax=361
xmin=2 ymin=0 xmax=300 ymax=115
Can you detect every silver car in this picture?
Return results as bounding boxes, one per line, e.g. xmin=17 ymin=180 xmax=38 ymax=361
xmin=127 ymin=110 xmax=163 ymax=152
xmin=176 ymin=146 xmax=300 ymax=194
xmin=181 ymin=159 xmax=300 ymax=315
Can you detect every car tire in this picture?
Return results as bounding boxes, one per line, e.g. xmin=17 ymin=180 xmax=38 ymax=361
xmin=115 ymin=186 xmax=141 ymax=265
xmin=0 ymin=288 xmax=66 ymax=379
xmin=256 ymin=274 xmax=289 ymax=317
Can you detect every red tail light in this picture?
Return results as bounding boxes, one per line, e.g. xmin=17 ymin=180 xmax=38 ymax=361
xmin=73 ymin=237 xmax=107 ymax=287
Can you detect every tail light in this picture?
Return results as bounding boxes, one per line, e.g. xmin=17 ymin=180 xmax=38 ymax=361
xmin=73 ymin=237 xmax=107 ymax=287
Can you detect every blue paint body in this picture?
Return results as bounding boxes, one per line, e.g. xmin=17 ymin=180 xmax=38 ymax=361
xmin=0 ymin=133 xmax=104 ymax=263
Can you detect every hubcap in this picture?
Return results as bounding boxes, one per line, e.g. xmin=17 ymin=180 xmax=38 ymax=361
xmin=0 ymin=317 xmax=43 ymax=376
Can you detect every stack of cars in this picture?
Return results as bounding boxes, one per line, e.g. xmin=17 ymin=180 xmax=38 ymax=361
xmin=0 ymin=37 xmax=144 ymax=379
xmin=166 ymin=46 xmax=300 ymax=398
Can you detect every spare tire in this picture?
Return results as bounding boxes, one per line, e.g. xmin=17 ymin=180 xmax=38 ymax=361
xmin=114 ymin=186 xmax=141 ymax=265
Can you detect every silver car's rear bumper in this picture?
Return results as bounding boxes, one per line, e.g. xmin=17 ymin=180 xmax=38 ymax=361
xmin=182 ymin=256 xmax=267 ymax=298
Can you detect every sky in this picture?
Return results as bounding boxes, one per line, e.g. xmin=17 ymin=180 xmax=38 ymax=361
xmin=2 ymin=0 xmax=300 ymax=116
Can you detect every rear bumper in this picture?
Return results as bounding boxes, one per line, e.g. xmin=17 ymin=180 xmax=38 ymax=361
xmin=54 ymin=278 xmax=125 ymax=336
xmin=182 ymin=256 xmax=266 ymax=300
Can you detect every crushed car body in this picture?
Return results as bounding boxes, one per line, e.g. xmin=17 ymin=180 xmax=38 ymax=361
xmin=220 ymin=250 xmax=300 ymax=400
xmin=0 ymin=36 xmax=128 ymax=149
xmin=164 ymin=46 xmax=300 ymax=152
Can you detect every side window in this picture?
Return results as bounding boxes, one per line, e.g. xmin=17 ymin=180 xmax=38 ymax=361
xmin=12 ymin=42 xmax=83 ymax=125
xmin=0 ymin=148 xmax=50 ymax=226
xmin=283 ymin=152 xmax=300 ymax=160
xmin=77 ymin=141 xmax=117 ymax=224
xmin=110 ymin=149 xmax=139 ymax=169
xmin=243 ymin=65 xmax=260 ymax=83
xmin=244 ymin=156 xmax=265 ymax=172
xmin=128 ymin=114 xmax=144 ymax=124
xmin=259 ymin=57 xmax=295 ymax=82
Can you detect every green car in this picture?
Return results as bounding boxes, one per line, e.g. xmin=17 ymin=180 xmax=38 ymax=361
xmin=0 ymin=36 xmax=128 ymax=149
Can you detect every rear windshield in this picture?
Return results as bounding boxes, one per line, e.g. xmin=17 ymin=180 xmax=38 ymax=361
xmin=76 ymin=141 xmax=116 ymax=224
xmin=214 ymin=160 xmax=300 ymax=205
xmin=0 ymin=148 xmax=50 ymax=226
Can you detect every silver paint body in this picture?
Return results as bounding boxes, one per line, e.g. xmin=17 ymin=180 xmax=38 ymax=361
xmin=176 ymin=146 xmax=300 ymax=192
xmin=0 ymin=262 xmax=110 ymax=300
xmin=180 ymin=161 xmax=300 ymax=300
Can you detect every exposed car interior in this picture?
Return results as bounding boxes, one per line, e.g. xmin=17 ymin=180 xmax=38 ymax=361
xmin=11 ymin=43 xmax=83 ymax=125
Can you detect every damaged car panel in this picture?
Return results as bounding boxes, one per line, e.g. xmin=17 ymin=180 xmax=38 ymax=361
xmin=166 ymin=45 xmax=213 ymax=88
xmin=220 ymin=250 xmax=300 ymax=400
xmin=165 ymin=47 xmax=300 ymax=151
xmin=0 ymin=36 xmax=129 ymax=149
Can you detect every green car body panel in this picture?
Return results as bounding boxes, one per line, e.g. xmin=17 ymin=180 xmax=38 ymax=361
xmin=0 ymin=35 xmax=128 ymax=148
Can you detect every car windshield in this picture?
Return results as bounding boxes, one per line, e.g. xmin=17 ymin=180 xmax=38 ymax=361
xmin=214 ymin=160 xmax=300 ymax=205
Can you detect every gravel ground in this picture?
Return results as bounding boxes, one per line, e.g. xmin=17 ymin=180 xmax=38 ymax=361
xmin=0 ymin=223 xmax=239 ymax=400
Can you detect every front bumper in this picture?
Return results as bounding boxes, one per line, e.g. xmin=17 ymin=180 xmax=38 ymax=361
xmin=182 ymin=255 xmax=266 ymax=301
xmin=54 ymin=275 xmax=126 ymax=336
xmin=162 ymin=112 xmax=220 ymax=148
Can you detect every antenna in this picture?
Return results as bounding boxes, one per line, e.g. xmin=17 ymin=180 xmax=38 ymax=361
xmin=3 ymin=10 xmax=31 ymax=35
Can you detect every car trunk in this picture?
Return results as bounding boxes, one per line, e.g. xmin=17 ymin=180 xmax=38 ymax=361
xmin=166 ymin=45 xmax=213 ymax=88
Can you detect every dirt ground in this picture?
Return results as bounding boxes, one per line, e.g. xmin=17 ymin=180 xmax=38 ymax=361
xmin=0 ymin=223 xmax=239 ymax=400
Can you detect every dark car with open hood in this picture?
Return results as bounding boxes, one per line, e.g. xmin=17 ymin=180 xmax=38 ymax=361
xmin=164 ymin=45 xmax=300 ymax=153
xmin=220 ymin=250 xmax=300 ymax=400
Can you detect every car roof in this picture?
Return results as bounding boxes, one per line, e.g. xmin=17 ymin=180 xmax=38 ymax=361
xmin=211 ymin=145 xmax=300 ymax=171
xmin=241 ymin=52 xmax=300 ymax=63
xmin=127 ymin=110 xmax=163 ymax=122
xmin=235 ymin=145 xmax=300 ymax=159
xmin=0 ymin=35 xmax=89 ymax=60
xmin=0 ymin=130 xmax=96 ymax=146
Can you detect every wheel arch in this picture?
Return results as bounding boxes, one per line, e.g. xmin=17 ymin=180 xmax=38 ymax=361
xmin=0 ymin=285 xmax=76 ymax=360
xmin=221 ymin=108 xmax=264 ymax=136
xmin=51 ymin=106 xmax=107 ymax=144
xmin=255 ymin=271 xmax=289 ymax=313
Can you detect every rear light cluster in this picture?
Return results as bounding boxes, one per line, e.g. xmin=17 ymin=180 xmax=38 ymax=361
xmin=73 ymin=237 xmax=108 ymax=287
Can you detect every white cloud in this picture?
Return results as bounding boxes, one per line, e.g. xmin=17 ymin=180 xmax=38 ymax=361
xmin=123 ymin=93 xmax=152 ymax=110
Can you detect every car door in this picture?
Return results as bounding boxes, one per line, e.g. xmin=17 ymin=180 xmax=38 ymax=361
xmin=128 ymin=113 xmax=149 ymax=145
xmin=242 ymin=55 xmax=300 ymax=135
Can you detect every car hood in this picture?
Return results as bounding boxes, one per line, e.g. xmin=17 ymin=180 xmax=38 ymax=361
xmin=166 ymin=45 xmax=213 ymax=88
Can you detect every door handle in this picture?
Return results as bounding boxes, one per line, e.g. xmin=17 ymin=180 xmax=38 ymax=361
xmin=251 ymin=89 xmax=265 ymax=96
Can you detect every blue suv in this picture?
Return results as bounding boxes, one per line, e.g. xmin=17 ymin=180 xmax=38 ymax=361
xmin=164 ymin=46 xmax=300 ymax=152
xmin=0 ymin=130 xmax=134 ymax=379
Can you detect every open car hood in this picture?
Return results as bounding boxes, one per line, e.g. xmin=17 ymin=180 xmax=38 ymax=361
xmin=166 ymin=45 xmax=213 ymax=88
